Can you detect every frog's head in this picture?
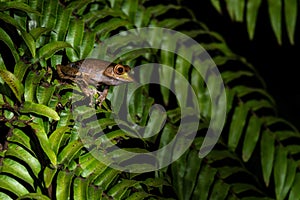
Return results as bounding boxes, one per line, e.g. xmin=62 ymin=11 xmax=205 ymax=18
xmin=103 ymin=63 xmax=134 ymax=84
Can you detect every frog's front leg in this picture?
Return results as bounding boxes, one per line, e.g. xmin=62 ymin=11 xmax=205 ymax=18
xmin=75 ymin=79 xmax=96 ymax=106
xmin=95 ymin=86 xmax=109 ymax=108
xmin=81 ymin=86 xmax=109 ymax=108
xmin=78 ymin=81 xmax=109 ymax=107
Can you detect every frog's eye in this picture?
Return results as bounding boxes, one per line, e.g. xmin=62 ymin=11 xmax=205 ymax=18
xmin=69 ymin=60 xmax=83 ymax=69
xmin=114 ymin=65 xmax=125 ymax=75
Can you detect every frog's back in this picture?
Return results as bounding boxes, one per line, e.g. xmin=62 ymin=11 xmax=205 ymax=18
xmin=79 ymin=59 xmax=112 ymax=74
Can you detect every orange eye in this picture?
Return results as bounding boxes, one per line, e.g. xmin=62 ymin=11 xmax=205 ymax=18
xmin=114 ymin=65 xmax=125 ymax=75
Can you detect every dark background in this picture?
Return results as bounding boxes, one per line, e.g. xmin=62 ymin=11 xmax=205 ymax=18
xmin=184 ymin=1 xmax=300 ymax=130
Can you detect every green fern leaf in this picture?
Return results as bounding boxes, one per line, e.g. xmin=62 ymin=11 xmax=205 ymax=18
xmin=0 ymin=175 xmax=29 ymax=197
xmin=242 ymin=115 xmax=262 ymax=162
xmin=20 ymin=101 xmax=60 ymax=121
xmin=267 ymin=0 xmax=282 ymax=44
xmin=57 ymin=140 xmax=83 ymax=166
xmin=0 ymin=27 xmax=20 ymax=63
xmin=0 ymin=69 xmax=24 ymax=102
xmin=274 ymin=147 xmax=288 ymax=200
xmin=260 ymin=130 xmax=275 ymax=186
xmin=246 ymin=0 xmax=262 ymax=40
xmin=284 ymin=0 xmax=297 ymax=44
xmin=0 ymin=2 xmax=40 ymax=14
xmin=56 ymin=171 xmax=74 ymax=199
xmin=228 ymin=103 xmax=249 ymax=150
xmin=36 ymin=41 xmax=73 ymax=61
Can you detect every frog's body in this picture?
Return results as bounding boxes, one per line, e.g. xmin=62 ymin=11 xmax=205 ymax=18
xmin=57 ymin=58 xmax=134 ymax=106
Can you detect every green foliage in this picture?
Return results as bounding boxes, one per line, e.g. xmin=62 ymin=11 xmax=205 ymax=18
xmin=210 ymin=0 xmax=298 ymax=44
xmin=0 ymin=0 xmax=299 ymax=200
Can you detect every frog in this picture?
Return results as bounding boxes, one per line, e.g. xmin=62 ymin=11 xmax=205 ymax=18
xmin=57 ymin=58 xmax=134 ymax=107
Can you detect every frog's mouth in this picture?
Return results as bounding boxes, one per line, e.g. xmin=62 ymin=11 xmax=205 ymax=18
xmin=116 ymin=73 xmax=135 ymax=82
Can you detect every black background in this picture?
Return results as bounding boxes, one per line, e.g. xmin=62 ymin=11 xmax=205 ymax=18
xmin=184 ymin=1 xmax=300 ymax=130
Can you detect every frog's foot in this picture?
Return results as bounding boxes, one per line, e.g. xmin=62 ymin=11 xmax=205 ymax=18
xmin=77 ymin=86 xmax=96 ymax=106
xmin=76 ymin=82 xmax=109 ymax=108
xmin=81 ymin=87 xmax=108 ymax=107
xmin=95 ymin=87 xmax=109 ymax=108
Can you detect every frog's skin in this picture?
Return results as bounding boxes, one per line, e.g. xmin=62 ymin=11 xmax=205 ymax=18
xmin=57 ymin=58 xmax=134 ymax=106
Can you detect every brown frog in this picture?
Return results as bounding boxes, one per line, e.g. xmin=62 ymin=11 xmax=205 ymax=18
xmin=57 ymin=58 xmax=134 ymax=106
